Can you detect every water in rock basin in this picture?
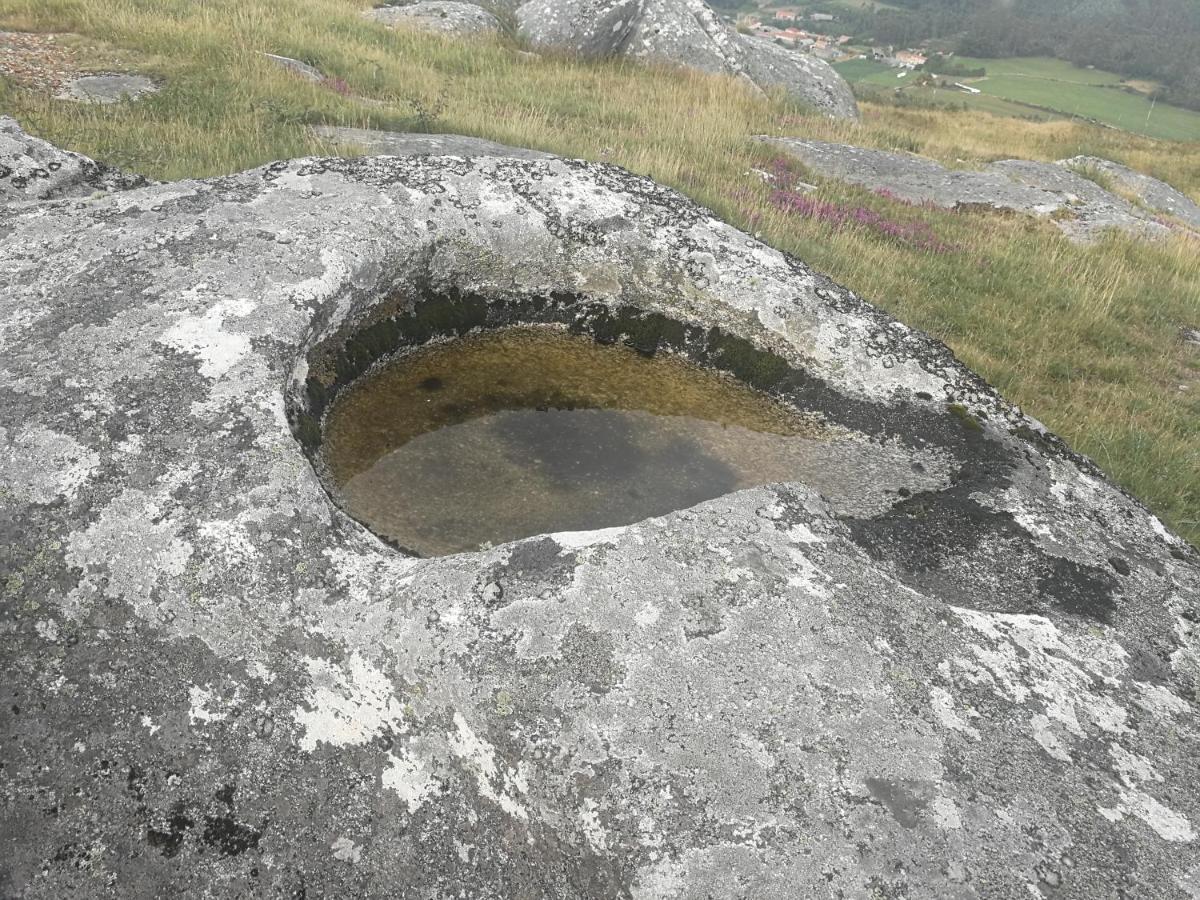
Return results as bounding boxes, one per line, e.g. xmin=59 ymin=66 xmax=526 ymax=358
xmin=321 ymin=327 xmax=868 ymax=556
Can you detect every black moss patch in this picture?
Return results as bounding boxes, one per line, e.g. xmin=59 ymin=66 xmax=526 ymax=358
xmin=202 ymin=814 xmax=262 ymax=857
xmin=846 ymin=486 xmax=1121 ymax=623
xmin=147 ymin=803 xmax=194 ymax=858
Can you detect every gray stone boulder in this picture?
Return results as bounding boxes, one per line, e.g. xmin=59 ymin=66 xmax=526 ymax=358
xmin=761 ymin=137 xmax=1173 ymax=243
xmin=516 ymin=0 xmax=643 ymax=55
xmin=364 ymin=1 xmax=501 ymax=35
xmin=1 ymin=122 xmax=1198 ymax=897
xmin=740 ymin=34 xmax=858 ymax=121
xmin=0 ymin=116 xmax=148 ymax=203
xmin=988 ymin=158 xmax=1171 ymax=243
xmin=517 ymin=0 xmax=859 ymax=119
xmin=1060 ymin=155 xmax=1200 ymax=231
xmin=310 ymin=124 xmax=554 ymax=159
xmin=623 ymin=0 xmax=742 ymax=76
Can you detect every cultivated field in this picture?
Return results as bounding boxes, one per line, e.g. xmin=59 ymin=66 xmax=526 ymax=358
xmin=2 ymin=0 xmax=1198 ymax=544
xmin=837 ymin=54 xmax=1200 ymax=141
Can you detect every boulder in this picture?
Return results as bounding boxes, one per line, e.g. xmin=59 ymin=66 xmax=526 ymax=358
xmin=364 ymin=1 xmax=501 ymax=36
xmin=1060 ymin=156 xmax=1200 ymax=231
xmin=739 ymin=34 xmax=858 ymax=121
xmin=516 ymin=0 xmax=860 ymax=119
xmin=1 ymin=121 xmax=1198 ymax=897
xmin=310 ymin=124 xmax=554 ymax=159
xmin=761 ymin=137 xmax=1173 ymax=243
xmin=0 ymin=116 xmax=148 ymax=203
xmin=516 ymin=0 xmax=643 ymax=55
xmin=623 ymin=0 xmax=744 ymax=77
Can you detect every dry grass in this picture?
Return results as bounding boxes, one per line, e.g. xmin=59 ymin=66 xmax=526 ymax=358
xmin=1 ymin=0 xmax=1198 ymax=543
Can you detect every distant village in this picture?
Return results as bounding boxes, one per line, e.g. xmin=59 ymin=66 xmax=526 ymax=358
xmin=743 ymin=7 xmax=928 ymax=69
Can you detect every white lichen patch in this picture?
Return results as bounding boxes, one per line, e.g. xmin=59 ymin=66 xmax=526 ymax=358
xmin=64 ymin=485 xmax=194 ymax=616
xmin=159 ymin=296 xmax=256 ymax=379
xmin=1099 ymin=743 xmax=1196 ymax=843
xmin=449 ymin=712 xmax=529 ymax=820
xmin=189 ymin=684 xmax=238 ymax=725
xmin=579 ymin=798 xmax=609 ymax=852
xmin=330 ymin=835 xmax=362 ymax=863
xmin=0 ymin=425 xmax=100 ymax=505
xmin=293 ymin=653 xmax=407 ymax=752
xmin=950 ymin=608 xmax=1131 ymax=746
xmin=382 ymin=748 xmax=440 ymax=813
xmin=929 ymin=686 xmax=981 ymax=740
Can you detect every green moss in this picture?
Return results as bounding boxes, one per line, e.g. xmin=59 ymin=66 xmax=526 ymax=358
xmin=947 ymin=402 xmax=984 ymax=432
xmin=705 ymin=329 xmax=792 ymax=390
xmin=294 ymin=411 xmax=322 ymax=450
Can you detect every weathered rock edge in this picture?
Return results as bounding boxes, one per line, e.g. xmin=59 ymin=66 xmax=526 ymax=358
xmin=1 ymin=133 xmax=1198 ymax=898
xmin=0 ymin=115 xmax=149 ymax=202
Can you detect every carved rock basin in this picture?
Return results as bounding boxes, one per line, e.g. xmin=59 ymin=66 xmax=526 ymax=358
xmin=1 ymin=144 xmax=1198 ymax=898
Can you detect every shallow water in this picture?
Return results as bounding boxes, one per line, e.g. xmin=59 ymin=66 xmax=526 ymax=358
xmin=320 ymin=326 xmax=910 ymax=556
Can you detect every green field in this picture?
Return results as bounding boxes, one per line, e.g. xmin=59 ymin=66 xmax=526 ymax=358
xmin=836 ymin=55 xmax=1200 ymax=141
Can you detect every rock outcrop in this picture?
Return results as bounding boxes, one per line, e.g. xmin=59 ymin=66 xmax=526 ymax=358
xmin=2 ymin=122 xmax=1198 ymax=898
xmin=364 ymin=1 xmax=501 ymax=36
xmin=739 ymin=33 xmax=858 ymax=122
xmin=516 ymin=0 xmax=858 ymax=119
xmin=761 ymin=137 xmax=1178 ymax=243
xmin=55 ymin=73 xmax=160 ymax=103
xmin=0 ymin=115 xmax=148 ymax=202
xmin=1061 ymin=155 xmax=1200 ymax=230
xmin=515 ymin=0 xmax=642 ymax=55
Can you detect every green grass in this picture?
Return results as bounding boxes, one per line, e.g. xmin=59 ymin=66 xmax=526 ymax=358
xmin=836 ymin=55 xmax=1200 ymax=139
xmin=955 ymin=56 xmax=1200 ymax=142
xmin=0 ymin=0 xmax=1198 ymax=544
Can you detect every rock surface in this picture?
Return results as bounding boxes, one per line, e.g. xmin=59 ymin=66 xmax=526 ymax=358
xmin=1 ymin=122 xmax=1199 ymax=898
xmin=761 ymin=137 xmax=1176 ymax=243
xmin=310 ymin=124 xmax=554 ymax=159
xmin=364 ymin=1 xmax=501 ymax=36
xmin=988 ymin=158 xmax=1171 ymax=243
xmin=515 ymin=0 xmax=643 ymax=55
xmin=517 ymin=0 xmax=859 ymax=119
xmin=740 ymin=33 xmax=858 ymax=122
xmin=55 ymin=72 xmax=160 ymax=103
xmin=1061 ymin=155 xmax=1200 ymax=230
xmin=0 ymin=115 xmax=148 ymax=202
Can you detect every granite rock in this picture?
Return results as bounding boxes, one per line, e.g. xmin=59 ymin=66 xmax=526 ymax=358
xmin=1 ymin=122 xmax=1197 ymax=898
xmin=1060 ymin=155 xmax=1200 ymax=231
xmin=0 ymin=115 xmax=148 ymax=203
xmin=761 ymin=137 xmax=1175 ymax=243
xmin=364 ymin=1 xmax=501 ymax=36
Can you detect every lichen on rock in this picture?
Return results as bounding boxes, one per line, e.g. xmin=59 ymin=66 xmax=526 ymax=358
xmin=0 ymin=121 xmax=1197 ymax=898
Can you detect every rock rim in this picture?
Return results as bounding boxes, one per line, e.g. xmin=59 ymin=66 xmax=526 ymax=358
xmin=1 ymin=124 xmax=1198 ymax=897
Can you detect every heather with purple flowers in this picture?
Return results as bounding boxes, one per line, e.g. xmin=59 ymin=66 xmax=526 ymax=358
xmin=766 ymin=188 xmax=958 ymax=254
